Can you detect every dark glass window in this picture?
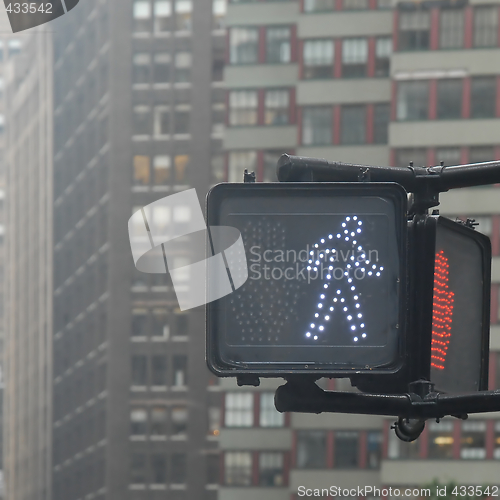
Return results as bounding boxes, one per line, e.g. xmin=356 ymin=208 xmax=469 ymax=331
xmin=303 ymin=0 xmax=334 ymax=12
xmin=173 ymin=355 xmax=188 ymax=386
xmin=230 ymin=27 xmax=259 ymax=64
xmin=334 ymin=431 xmax=359 ymax=468
xmin=151 ymin=454 xmax=167 ymax=484
xmin=171 ymin=453 xmax=187 ymax=483
xmin=296 ymin=430 xmax=326 ymax=469
xmin=437 ymin=79 xmax=462 ymax=119
xmin=130 ymin=408 xmax=148 ymax=435
xmin=341 ymin=105 xmax=366 ymax=144
xmin=366 ymin=431 xmax=382 ymax=469
xmin=133 ymin=53 xmax=151 ymax=84
xmin=266 ymin=27 xmax=291 ymax=64
xmin=151 ymin=407 xmax=168 ymax=435
xmin=344 ymin=0 xmax=368 ymax=8
xmin=151 ymin=356 xmax=167 ymax=386
xmin=460 ymin=421 xmax=486 ymax=459
xmin=373 ymin=103 xmax=390 ymax=144
xmin=132 ymin=308 xmax=148 ymax=337
xmin=133 ymin=0 xmax=151 ymax=32
xmin=172 ymin=406 xmax=188 ymax=435
xmin=469 ymin=146 xmax=494 ymax=164
xmin=398 ymin=10 xmax=430 ymax=51
xmin=131 ymin=355 xmax=148 ymax=386
xmin=302 ymin=106 xmax=332 ymax=145
xmin=439 ymin=9 xmax=464 ymax=49
xmin=174 ymin=109 xmax=190 ymax=134
xmin=154 ymin=53 xmax=170 ymax=83
xmin=130 ymin=453 xmax=147 ymax=484
xmin=375 ymin=37 xmax=392 ymax=77
xmin=397 ymin=80 xmax=428 ymax=120
xmin=473 ymin=6 xmax=498 ymax=48
xmin=259 ymin=452 xmax=284 ymax=486
xmin=471 ymin=77 xmax=496 ymax=118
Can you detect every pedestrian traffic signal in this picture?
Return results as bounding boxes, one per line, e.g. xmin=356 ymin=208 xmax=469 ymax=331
xmin=206 ymin=182 xmax=408 ymax=377
xmin=428 ymin=216 xmax=491 ymax=393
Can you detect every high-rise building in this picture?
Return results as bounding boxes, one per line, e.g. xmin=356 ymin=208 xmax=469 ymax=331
xmin=4 ymin=29 xmax=54 ymax=500
xmin=220 ymin=0 xmax=500 ymax=497
xmin=5 ymin=0 xmax=225 ymax=499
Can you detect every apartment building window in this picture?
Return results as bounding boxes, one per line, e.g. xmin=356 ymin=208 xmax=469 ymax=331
xmin=439 ymin=8 xmax=464 ymax=49
xmin=460 ymin=421 xmax=486 ymax=459
xmin=132 ymin=308 xmax=148 ymax=336
xmin=174 ymin=154 xmax=189 ymax=183
xmin=151 ymin=454 xmax=167 ymax=484
xmin=133 ymin=0 xmax=151 ymax=32
xmin=151 ymin=407 xmax=168 ymax=434
xmin=173 ymin=355 xmax=187 ymax=387
xmin=342 ymin=38 xmax=368 ymax=77
xmin=154 ymin=53 xmax=170 ymax=83
xmin=469 ymin=146 xmax=494 ymax=164
xmin=387 ymin=428 xmax=420 ymax=458
xmin=471 ymin=77 xmax=496 ymax=118
xmin=225 ymin=452 xmax=252 ymax=486
xmin=397 ymin=80 xmax=428 ymax=120
xmin=175 ymin=0 xmax=192 ymax=31
xmin=437 ymin=79 xmax=462 ymax=119
xmin=154 ymin=106 xmax=170 ymax=135
xmin=398 ymin=10 xmax=431 ymax=51
xmin=375 ymin=37 xmax=392 ymax=77
xmin=131 ymin=408 xmax=148 ymax=435
xmin=172 ymin=406 xmax=188 ymax=435
xmin=133 ymin=106 xmax=152 ymax=135
xmin=343 ymin=0 xmax=368 ymax=10
xmin=130 ymin=453 xmax=147 ymax=484
xmin=377 ymin=0 xmax=391 ymax=8
xmin=335 ymin=431 xmax=359 ymax=468
xmin=153 ymin=156 xmax=171 ymax=185
xmin=228 ymin=151 xmax=257 ymax=182
xmin=473 ymin=6 xmax=498 ymax=48
xmin=265 ymin=89 xmax=290 ymax=125
xmin=494 ymin=422 xmax=500 ymax=459
xmin=230 ymin=27 xmax=259 ymax=64
xmin=394 ymin=148 xmax=427 ymax=168
xmin=133 ymin=53 xmax=151 ymax=84
xmin=259 ymin=452 xmax=284 ymax=486
xmin=213 ymin=0 xmax=226 ymax=29
xmin=229 ymin=90 xmax=258 ymax=126
xmin=133 ymin=155 xmax=150 ymax=185
xmin=428 ymin=420 xmax=454 ymax=458
xmin=303 ymin=0 xmax=334 ymax=12
xmin=341 ymin=105 xmax=366 ymax=144
xmin=151 ymin=356 xmax=167 ymax=386
xmin=175 ymin=52 xmax=191 ymax=82
xmin=296 ymin=430 xmax=326 ymax=468
xmin=266 ymin=27 xmax=291 ymax=63
xmin=172 ymin=310 xmax=188 ymax=336
xmin=131 ymin=355 xmax=148 ymax=386
xmin=303 ymin=39 xmax=333 ymax=79
xmin=174 ymin=108 xmax=190 ymax=134
xmin=436 ymin=147 xmax=460 ymax=166
xmin=154 ymin=0 xmax=171 ymax=32
xmin=260 ymin=392 xmax=285 ymax=427
xmin=302 ymin=106 xmax=332 ymax=145
xmin=366 ymin=431 xmax=382 ymax=468
xmin=171 ymin=453 xmax=187 ymax=483
xmin=225 ymin=392 xmax=254 ymax=427
xmin=373 ymin=103 xmax=390 ymax=144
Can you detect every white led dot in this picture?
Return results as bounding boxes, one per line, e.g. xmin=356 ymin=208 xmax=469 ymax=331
xmin=311 ymin=323 xmax=315 ymax=328
xmin=351 ymin=286 xmax=355 ymax=291
xmin=346 ymin=217 xmax=351 ymax=221
xmin=362 ymin=333 xmax=366 ymax=338
xmin=354 ymin=295 xmax=359 ymax=300
xmin=354 ymin=337 xmax=358 ymax=342
xmin=343 ymin=307 xmax=348 ymax=312
xmin=333 ymin=298 xmax=337 ymax=302
xmin=353 ymin=216 xmax=357 ymax=220
xmin=321 ymin=239 xmax=325 ymax=244
xmin=351 ymin=325 xmax=356 ymax=331
xmin=318 ymin=304 xmax=323 ymax=308
xmin=327 ymin=275 xmax=331 ymax=279
xmin=360 ymin=323 xmax=365 ymax=328
xmin=357 ymin=313 xmax=362 ymax=318
xmin=351 ymin=232 xmax=355 ymax=237
xmin=330 ymin=306 xmax=334 ymax=311
xmin=337 ymin=290 xmax=341 ymax=295
xmin=341 ymin=298 xmax=345 ymax=302
xmin=358 ymin=221 xmax=362 ymax=225
xmin=329 ymin=234 xmax=333 ymax=239
xmin=337 ymin=234 xmax=341 ymax=238
xmin=372 ymin=264 xmax=377 ymax=269
xmin=306 ymin=332 xmax=311 ymax=337
xmin=314 ymin=335 xmax=318 ymax=340
xmin=376 ymin=272 xmax=381 ymax=277
xmin=314 ymin=244 xmax=318 ymax=248
xmin=315 ymin=261 xmax=320 ymax=265
xmin=347 ymin=315 xmax=352 ymax=320
xmin=320 ymin=294 xmax=325 ymax=299
xmin=345 ymin=237 xmax=349 ymax=241
xmin=355 ymin=304 xmax=360 ymax=309
xmin=380 ymin=266 xmax=384 ymax=271
xmin=315 ymin=313 xmax=319 ymax=318
xmin=368 ymin=271 xmax=372 ymax=276
xmin=324 ymin=284 xmax=328 ymax=289
xmin=342 ymin=223 xmax=346 ymax=227
xmin=325 ymin=315 xmax=330 ymax=320
xmin=307 ymin=266 xmax=311 ymax=270
xmin=319 ymin=326 xmax=324 ymax=331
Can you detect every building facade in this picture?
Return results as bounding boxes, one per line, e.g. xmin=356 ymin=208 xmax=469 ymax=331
xmin=220 ymin=0 xmax=500 ymax=498
xmin=4 ymin=29 xmax=54 ymax=500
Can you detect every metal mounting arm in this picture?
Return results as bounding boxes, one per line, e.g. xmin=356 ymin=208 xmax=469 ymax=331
xmin=276 ymin=154 xmax=500 ymax=213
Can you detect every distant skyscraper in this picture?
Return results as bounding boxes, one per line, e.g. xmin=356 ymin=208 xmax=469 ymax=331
xmin=5 ymin=0 xmax=225 ymax=499
xmin=4 ymin=28 xmax=54 ymax=500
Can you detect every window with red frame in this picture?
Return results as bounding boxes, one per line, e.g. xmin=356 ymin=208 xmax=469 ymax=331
xmin=436 ymin=79 xmax=462 ymax=119
xmin=374 ymin=37 xmax=392 ymax=77
xmin=303 ymin=39 xmax=334 ymax=80
xmin=229 ymin=90 xmax=258 ymax=126
xmin=334 ymin=431 xmax=359 ymax=468
xmin=224 ymin=392 xmax=254 ymax=427
xmin=296 ymin=430 xmax=327 ymax=468
xmin=373 ymin=103 xmax=390 ymax=144
xmin=340 ymin=104 xmax=366 ymax=144
xmin=259 ymin=452 xmax=285 ymax=486
xmin=398 ymin=9 xmax=431 ymax=51
xmin=266 ymin=27 xmax=291 ymax=64
xmin=439 ymin=8 xmax=464 ymax=49
xmin=473 ymin=5 xmax=498 ymax=48
xmin=342 ymin=38 xmax=368 ymax=78
xmin=264 ymin=89 xmax=290 ymax=125
xmin=229 ymin=27 xmax=259 ymax=64
xmin=471 ymin=76 xmax=496 ymax=119
xmin=224 ymin=452 xmax=252 ymax=486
